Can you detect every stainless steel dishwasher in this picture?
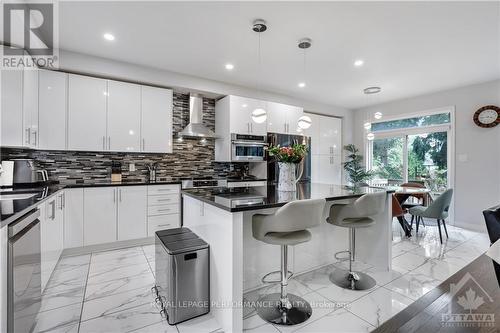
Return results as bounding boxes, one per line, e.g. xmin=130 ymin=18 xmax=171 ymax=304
xmin=153 ymin=227 xmax=209 ymax=325
xmin=7 ymin=208 xmax=42 ymax=333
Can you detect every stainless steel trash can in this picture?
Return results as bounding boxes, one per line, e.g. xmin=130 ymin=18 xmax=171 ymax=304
xmin=154 ymin=227 xmax=210 ymax=325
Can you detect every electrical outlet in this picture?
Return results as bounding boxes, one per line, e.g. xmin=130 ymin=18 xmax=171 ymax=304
xmin=129 ymin=163 xmax=136 ymax=172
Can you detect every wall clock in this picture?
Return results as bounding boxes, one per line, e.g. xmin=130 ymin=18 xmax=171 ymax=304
xmin=473 ymin=105 xmax=500 ymax=128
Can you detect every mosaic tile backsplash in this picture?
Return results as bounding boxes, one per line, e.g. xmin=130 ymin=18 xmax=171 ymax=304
xmin=1 ymin=92 xmax=247 ymax=183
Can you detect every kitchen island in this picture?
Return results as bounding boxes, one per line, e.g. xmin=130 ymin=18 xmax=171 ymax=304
xmin=182 ymin=183 xmax=394 ymax=332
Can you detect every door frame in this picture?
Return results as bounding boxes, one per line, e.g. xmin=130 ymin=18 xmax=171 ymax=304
xmin=364 ymin=106 xmax=456 ymax=224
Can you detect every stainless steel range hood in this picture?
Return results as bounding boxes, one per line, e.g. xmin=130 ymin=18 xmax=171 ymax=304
xmin=178 ymin=93 xmax=216 ymax=138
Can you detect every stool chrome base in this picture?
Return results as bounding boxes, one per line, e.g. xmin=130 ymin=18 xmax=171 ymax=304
xmin=256 ymin=293 xmax=312 ymax=326
xmin=329 ymin=269 xmax=376 ymax=291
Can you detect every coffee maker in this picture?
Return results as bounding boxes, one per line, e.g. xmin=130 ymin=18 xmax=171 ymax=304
xmin=11 ymin=159 xmax=49 ymax=186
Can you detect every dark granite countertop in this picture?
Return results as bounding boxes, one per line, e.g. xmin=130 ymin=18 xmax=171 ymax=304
xmin=181 ymin=183 xmax=394 ymax=212
xmin=226 ymin=178 xmax=267 ymax=183
xmin=0 ymin=179 xmax=182 ymax=228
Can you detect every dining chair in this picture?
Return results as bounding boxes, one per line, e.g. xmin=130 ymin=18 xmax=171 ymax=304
xmin=408 ymin=189 xmax=453 ymax=243
xmin=400 ymin=182 xmax=427 ymax=228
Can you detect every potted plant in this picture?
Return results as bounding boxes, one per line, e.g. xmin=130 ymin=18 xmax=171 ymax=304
xmin=268 ymin=144 xmax=308 ymax=191
xmin=343 ymin=144 xmax=373 ymax=187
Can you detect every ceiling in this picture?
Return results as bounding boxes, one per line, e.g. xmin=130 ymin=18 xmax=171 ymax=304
xmin=52 ymin=2 xmax=500 ymax=108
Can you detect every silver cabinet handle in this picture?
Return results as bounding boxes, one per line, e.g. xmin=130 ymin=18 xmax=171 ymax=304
xmin=156 ymin=198 xmax=171 ymax=202
xmin=62 ymin=193 xmax=65 ymax=208
xmin=25 ymin=128 xmax=30 ymax=145
xmin=32 ymin=130 xmax=37 ymax=146
xmin=142 ymin=139 xmax=145 ymax=151
xmin=284 ymin=123 xmax=287 ymax=133
xmin=157 ymin=208 xmax=171 ymax=212
xmin=113 ymin=189 xmax=116 ymax=203
xmin=108 ymin=136 xmax=111 ymax=150
xmin=156 ymin=223 xmax=172 ymax=227
xmin=102 ymin=136 xmax=105 ymax=150
xmin=119 ymin=189 xmax=122 ymax=202
xmin=50 ymin=200 xmax=56 ymax=219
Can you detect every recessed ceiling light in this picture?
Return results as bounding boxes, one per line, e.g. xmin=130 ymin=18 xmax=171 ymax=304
xmin=298 ymin=82 xmax=306 ymax=88
xmin=225 ymin=63 xmax=234 ymax=70
xmin=374 ymin=112 xmax=383 ymax=119
xmin=363 ymin=86 xmax=382 ymax=95
xmin=103 ymin=33 xmax=115 ymax=41
xmin=354 ymin=59 xmax=364 ymax=67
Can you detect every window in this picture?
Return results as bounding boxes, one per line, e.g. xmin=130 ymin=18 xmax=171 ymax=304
xmin=371 ymin=112 xmax=450 ymax=132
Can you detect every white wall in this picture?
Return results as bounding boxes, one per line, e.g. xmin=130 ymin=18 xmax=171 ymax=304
xmin=58 ymin=50 xmax=353 ymax=146
xmin=354 ymin=80 xmax=500 ymax=231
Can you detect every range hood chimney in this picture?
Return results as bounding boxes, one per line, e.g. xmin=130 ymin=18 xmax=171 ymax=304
xmin=178 ymin=93 xmax=216 ymax=138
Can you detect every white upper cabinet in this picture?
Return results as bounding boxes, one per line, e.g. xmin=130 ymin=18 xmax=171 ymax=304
xmin=141 ymin=86 xmax=173 ymax=153
xmin=267 ymin=101 xmax=303 ymax=135
xmin=107 ymin=80 xmax=141 ymax=152
xmin=318 ymin=116 xmax=342 ymax=156
xmin=228 ymin=96 xmax=267 ymax=135
xmin=23 ymin=67 xmax=39 ymax=148
xmin=1 ymin=68 xmax=24 ymax=147
xmin=68 ymin=74 xmax=107 ymax=151
xmin=38 ymin=70 xmax=67 ymax=150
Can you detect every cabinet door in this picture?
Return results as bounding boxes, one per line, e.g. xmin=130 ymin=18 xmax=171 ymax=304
xmin=54 ymin=193 xmax=65 ymax=260
xmin=319 ymin=116 xmax=342 ymax=155
xmin=23 ymin=68 xmax=39 ymax=148
xmin=302 ymin=113 xmax=320 ymax=155
xmin=68 ymin=74 xmax=107 ymax=151
xmin=107 ymin=80 xmax=141 ymax=152
xmin=310 ymin=154 xmax=320 ymax=183
xmin=64 ymin=188 xmax=84 ymax=248
xmin=117 ymin=186 xmax=147 ymax=240
xmin=285 ymin=105 xmax=304 ymax=135
xmin=317 ymin=155 xmax=342 ymax=184
xmin=1 ymin=68 xmax=24 ymax=147
xmin=84 ymin=187 xmax=117 ymax=246
xmin=141 ymin=86 xmax=173 ymax=153
xmin=41 ymin=198 xmax=58 ymax=291
xmin=267 ymin=102 xmax=287 ymax=134
xmin=229 ymin=96 xmax=267 ymax=135
xmin=38 ymin=70 xmax=67 ymax=150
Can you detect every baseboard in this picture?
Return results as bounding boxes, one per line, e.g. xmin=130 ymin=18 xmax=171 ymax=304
xmin=61 ymin=237 xmax=154 ymax=257
xmin=453 ymin=220 xmax=487 ymax=233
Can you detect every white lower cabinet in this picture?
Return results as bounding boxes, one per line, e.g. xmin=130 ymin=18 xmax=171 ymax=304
xmin=83 ymin=187 xmax=117 ymax=246
xmin=117 ymin=186 xmax=147 ymax=241
xmin=64 ymin=188 xmax=84 ymax=248
xmin=40 ymin=193 xmax=64 ymax=291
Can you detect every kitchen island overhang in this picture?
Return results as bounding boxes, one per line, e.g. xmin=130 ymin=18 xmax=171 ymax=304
xmin=181 ymin=183 xmax=394 ymax=332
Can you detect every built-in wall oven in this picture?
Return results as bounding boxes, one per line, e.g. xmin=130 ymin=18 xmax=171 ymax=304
xmin=7 ymin=209 xmax=41 ymax=333
xmin=231 ymin=133 xmax=267 ymax=162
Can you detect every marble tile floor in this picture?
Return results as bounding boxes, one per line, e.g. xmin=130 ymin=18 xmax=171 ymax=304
xmin=32 ymin=220 xmax=489 ymax=333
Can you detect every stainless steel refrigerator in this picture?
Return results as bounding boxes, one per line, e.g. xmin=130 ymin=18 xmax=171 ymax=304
xmin=267 ymin=133 xmax=311 ymax=184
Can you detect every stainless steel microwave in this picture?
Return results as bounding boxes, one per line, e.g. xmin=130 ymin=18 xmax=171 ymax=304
xmin=231 ymin=133 xmax=267 ymax=162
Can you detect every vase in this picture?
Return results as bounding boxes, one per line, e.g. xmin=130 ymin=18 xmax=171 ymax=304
xmin=278 ymin=162 xmax=297 ymax=192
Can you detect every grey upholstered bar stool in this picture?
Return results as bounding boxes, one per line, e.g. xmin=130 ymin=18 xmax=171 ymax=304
xmin=326 ymin=192 xmax=386 ymax=290
xmin=252 ymin=198 xmax=326 ymax=326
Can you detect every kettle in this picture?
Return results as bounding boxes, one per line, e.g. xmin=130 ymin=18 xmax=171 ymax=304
xmin=11 ymin=159 xmax=49 ymax=186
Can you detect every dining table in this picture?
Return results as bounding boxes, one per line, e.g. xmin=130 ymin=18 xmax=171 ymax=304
xmin=388 ymin=186 xmax=431 ymax=237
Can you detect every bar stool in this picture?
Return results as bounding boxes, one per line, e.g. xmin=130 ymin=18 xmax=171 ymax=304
xmin=326 ymin=192 xmax=386 ymax=290
xmin=252 ymin=198 xmax=326 ymax=326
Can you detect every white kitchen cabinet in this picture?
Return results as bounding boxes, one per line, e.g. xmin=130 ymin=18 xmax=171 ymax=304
xmin=267 ymin=102 xmax=303 ymax=134
xmin=141 ymin=86 xmax=173 ymax=153
xmin=83 ymin=187 xmax=117 ymax=246
xmin=117 ymin=186 xmax=147 ymax=240
xmin=302 ymin=113 xmax=320 ymax=154
xmin=107 ymin=80 xmax=141 ymax=152
xmin=318 ymin=116 xmax=342 ymax=156
xmin=23 ymin=67 xmax=39 ymax=148
xmin=228 ymin=96 xmax=267 ymax=135
xmin=68 ymin=74 xmax=107 ymax=151
xmin=64 ymin=188 xmax=84 ymax=248
xmin=40 ymin=193 xmax=64 ymax=291
xmin=1 ymin=68 xmax=24 ymax=147
xmin=38 ymin=70 xmax=67 ymax=150
xmin=316 ymin=155 xmax=342 ymax=184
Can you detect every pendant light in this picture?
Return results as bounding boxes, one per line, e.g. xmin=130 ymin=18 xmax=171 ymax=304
xmin=297 ymin=38 xmax=313 ymax=132
xmin=251 ymin=19 xmax=268 ymax=124
xmin=363 ymin=86 xmax=382 ymax=141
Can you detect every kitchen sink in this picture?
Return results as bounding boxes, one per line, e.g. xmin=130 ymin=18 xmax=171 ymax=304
xmin=0 ymin=193 xmax=37 ymax=200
